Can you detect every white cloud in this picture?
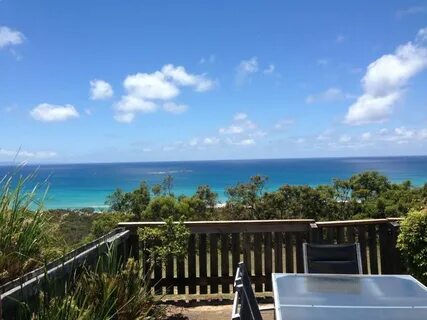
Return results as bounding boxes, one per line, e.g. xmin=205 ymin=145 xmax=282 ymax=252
xmin=345 ymin=28 xmax=427 ymax=125
xmin=306 ymin=87 xmax=351 ymax=104
xmin=123 ymin=71 xmax=179 ymax=100
xmin=263 ymin=64 xmax=275 ymax=74
xmin=236 ymin=57 xmax=258 ymax=84
xmin=361 ymin=132 xmax=372 ymax=141
xmin=219 ymin=113 xmax=256 ymax=135
xmin=295 ymin=138 xmax=305 ymax=144
xmin=115 ymin=96 xmax=157 ymax=113
xmin=203 ymin=137 xmax=220 ymax=145
xmin=0 ymin=26 xmax=24 ymax=49
xmin=115 ymin=65 xmax=213 ymax=122
xmin=163 ymin=102 xmax=188 ymax=114
xmin=0 ymin=148 xmax=56 ymax=159
xmin=339 ymin=135 xmax=352 ymax=143
xmin=90 ymin=80 xmax=113 ymax=100
xmin=234 ymin=112 xmax=248 ymax=121
xmin=30 ymin=103 xmax=79 ymax=122
xmin=114 ymin=112 xmax=135 ymax=123
xmin=161 ymin=64 xmax=214 ymax=92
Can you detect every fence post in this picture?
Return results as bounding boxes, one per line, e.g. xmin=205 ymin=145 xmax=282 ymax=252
xmin=127 ymin=226 xmax=139 ymax=260
xmin=388 ymin=220 xmax=404 ymax=274
xmin=309 ymin=223 xmax=320 ymax=243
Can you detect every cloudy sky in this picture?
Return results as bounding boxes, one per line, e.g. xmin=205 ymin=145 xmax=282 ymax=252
xmin=1 ymin=0 xmax=427 ymax=163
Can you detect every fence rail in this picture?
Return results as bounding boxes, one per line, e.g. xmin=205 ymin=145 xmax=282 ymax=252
xmin=118 ymin=218 xmax=404 ymax=295
xmin=0 ymin=228 xmax=130 ymax=319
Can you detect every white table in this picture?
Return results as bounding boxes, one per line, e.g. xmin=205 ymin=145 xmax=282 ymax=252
xmin=272 ymin=273 xmax=427 ymax=320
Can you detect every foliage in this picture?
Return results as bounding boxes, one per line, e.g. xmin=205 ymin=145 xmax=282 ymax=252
xmin=139 ymin=217 xmax=190 ymax=263
xmin=397 ymin=209 xmax=427 ymax=285
xmin=90 ymin=212 xmax=132 ymax=239
xmin=0 ymin=172 xmax=48 ymax=285
xmin=28 ymin=251 xmax=164 ymax=320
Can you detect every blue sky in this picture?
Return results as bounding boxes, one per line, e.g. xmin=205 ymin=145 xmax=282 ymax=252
xmin=1 ymin=0 xmax=427 ymax=163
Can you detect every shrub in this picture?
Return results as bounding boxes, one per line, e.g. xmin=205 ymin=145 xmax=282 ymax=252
xmin=397 ymin=209 xmax=427 ymax=284
xmin=0 ymin=172 xmax=48 ymax=285
xmin=90 ymin=212 xmax=132 ymax=239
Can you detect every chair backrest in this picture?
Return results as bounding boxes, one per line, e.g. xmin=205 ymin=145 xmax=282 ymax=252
xmin=231 ymin=262 xmax=263 ymax=320
xmin=303 ymin=243 xmax=363 ymax=274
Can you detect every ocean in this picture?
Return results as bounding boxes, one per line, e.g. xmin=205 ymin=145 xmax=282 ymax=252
xmin=1 ymin=156 xmax=427 ymax=209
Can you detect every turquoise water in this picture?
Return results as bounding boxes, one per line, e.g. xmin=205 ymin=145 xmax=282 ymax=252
xmin=1 ymin=156 xmax=426 ymax=209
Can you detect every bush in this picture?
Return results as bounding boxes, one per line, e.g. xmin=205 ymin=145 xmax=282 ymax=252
xmin=0 ymin=172 xmax=48 ymax=285
xmin=90 ymin=212 xmax=132 ymax=239
xmin=397 ymin=209 xmax=427 ymax=284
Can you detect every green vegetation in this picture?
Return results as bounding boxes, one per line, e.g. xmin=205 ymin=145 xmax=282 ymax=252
xmin=397 ymin=209 xmax=427 ymax=285
xmin=105 ymin=171 xmax=426 ymax=222
xmin=24 ymin=253 xmax=165 ymax=320
xmin=0 ymin=172 xmax=48 ymax=284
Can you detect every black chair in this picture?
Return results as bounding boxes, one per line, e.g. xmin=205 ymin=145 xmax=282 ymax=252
xmin=302 ymin=243 xmax=363 ymax=274
xmin=231 ymin=262 xmax=273 ymax=320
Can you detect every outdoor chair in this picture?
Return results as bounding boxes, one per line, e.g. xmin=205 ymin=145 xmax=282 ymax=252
xmin=303 ymin=243 xmax=363 ymax=274
xmin=231 ymin=262 xmax=274 ymax=320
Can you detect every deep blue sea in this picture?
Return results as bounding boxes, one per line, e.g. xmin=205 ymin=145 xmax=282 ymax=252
xmin=1 ymin=156 xmax=427 ymax=209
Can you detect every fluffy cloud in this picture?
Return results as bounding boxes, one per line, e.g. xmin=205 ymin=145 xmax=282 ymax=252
xmin=306 ymin=88 xmax=351 ymax=104
xmin=90 ymin=80 xmax=113 ymax=100
xmin=0 ymin=148 xmax=56 ymax=159
xmin=0 ymin=26 xmax=24 ymax=49
xmin=30 ymin=103 xmax=79 ymax=122
xmin=115 ymin=64 xmax=213 ymax=122
xmin=163 ymin=102 xmax=188 ymax=114
xmin=345 ymin=28 xmax=427 ymax=125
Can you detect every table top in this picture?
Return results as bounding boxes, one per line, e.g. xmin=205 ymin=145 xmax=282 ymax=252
xmin=272 ymin=273 xmax=427 ymax=320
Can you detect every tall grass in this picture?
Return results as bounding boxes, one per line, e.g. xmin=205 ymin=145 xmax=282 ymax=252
xmin=27 ymin=249 xmax=164 ymax=320
xmin=0 ymin=170 xmax=48 ymax=285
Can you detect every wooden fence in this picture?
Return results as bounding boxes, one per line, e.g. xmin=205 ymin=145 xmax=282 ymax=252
xmin=0 ymin=218 xmax=404 ymax=318
xmin=118 ymin=218 xmax=404 ymax=295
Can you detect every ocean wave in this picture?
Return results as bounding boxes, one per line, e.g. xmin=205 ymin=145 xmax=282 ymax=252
xmin=147 ymin=170 xmax=193 ymax=175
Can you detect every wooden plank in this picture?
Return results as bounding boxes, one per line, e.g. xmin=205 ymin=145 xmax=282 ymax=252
xmin=264 ymin=232 xmax=273 ymax=291
xmin=199 ymin=233 xmax=208 ymax=294
xmin=347 ymin=226 xmax=355 ymax=243
xmin=337 ymin=227 xmax=345 ymax=244
xmin=274 ymin=232 xmax=283 ymax=273
xmin=378 ymin=224 xmax=391 ymax=274
xmin=295 ymin=233 xmax=304 ymax=273
xmin=209 ymin=233 xmax=219 ymax=294
xmin=367 ymin=225 xmax=378 ymax=274
xmin=221 ymin=233 xmax=230 ymax=293
xmin=326 ymin=228 xmax=334 ymax=243
xmin=177 ymin=256 xmax=185 ymax=294
xmin=254 ymin=233 xmax=263 ymax=292
xmin=357 ymin=225 xmax=368 ymax=274
xmin=187 ymin=234 xmax=197 ymax=294
xmin=285 ymin=233 xmax=293 ymax=273
xmin=154 ymin=256 xmax=163 ymax=294
xmin=165 ymin=255 xmax=174 ymax=294
xmin=119 ymin=219 xmax=315 ymax=234
xmin=231 ymin=233 xmax=240 ymax=275
xmin=243 ymin=233 xmax=252 ymax=275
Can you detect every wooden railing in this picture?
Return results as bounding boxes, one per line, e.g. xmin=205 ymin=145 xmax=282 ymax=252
xmin=118 ymin=218 xmax=404 ymax=295
xmin=0 ymin=218 xmax=405 ymax=318
xmin=0 ymin=228 xmax=130 ymax=319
